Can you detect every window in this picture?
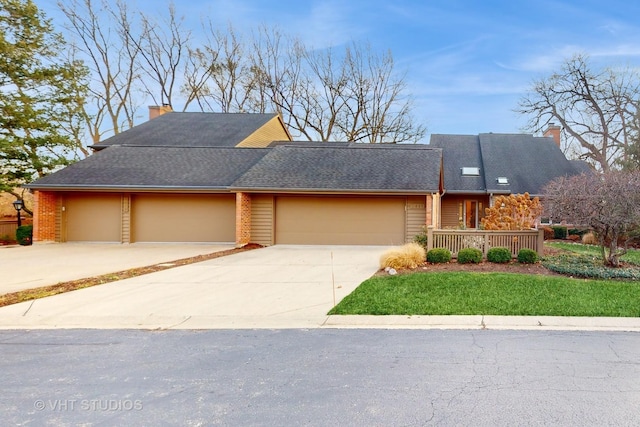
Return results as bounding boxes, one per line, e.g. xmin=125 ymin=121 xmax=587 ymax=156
xmin=461 ymin=167 xmax=480 ymax=176
xmin=496 ymin=177 xmax=509 ymax=185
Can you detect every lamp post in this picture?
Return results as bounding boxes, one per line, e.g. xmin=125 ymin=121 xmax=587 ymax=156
xmin=12 ymin=199 xmax=23 ymax=228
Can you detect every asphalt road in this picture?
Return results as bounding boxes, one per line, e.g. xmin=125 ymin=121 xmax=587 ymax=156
xmin=2 ymin=329 xmax=639 ymax=426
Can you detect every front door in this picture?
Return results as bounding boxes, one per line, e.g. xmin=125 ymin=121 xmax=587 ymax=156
xmin=464 ymin=200 xmax=484 ymax=229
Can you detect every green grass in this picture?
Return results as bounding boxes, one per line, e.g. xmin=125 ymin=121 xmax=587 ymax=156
xmin=329 ymin=272 xmax=640 ymax=317
xmin=547 ymin=242 xmax=640 ymax=265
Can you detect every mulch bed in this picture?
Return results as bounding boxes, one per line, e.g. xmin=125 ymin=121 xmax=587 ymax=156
xmin=0 ymin=244 xmax=262 ymax=308
xmin=378 ymin=260 xmax=560 ymax=277
xmin=377 ymin=246 xmax=565 ymax=277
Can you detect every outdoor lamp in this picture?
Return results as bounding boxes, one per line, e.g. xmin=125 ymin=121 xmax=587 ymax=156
xmin=12 ymin=199 xmax=23 ymax=228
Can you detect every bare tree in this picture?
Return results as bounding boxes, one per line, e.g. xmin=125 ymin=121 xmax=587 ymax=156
xmin=543 ymin=171 xmax=640 ymax=266
xmin=339 ymin=44 xmax=424 ymax=143
xmin=249 ymin=30 xmax=426 ymax=143
xmin=518 ymin=54 xmax=640 ymax=172
xmin=184 ymin=22 xmax=256 ymax=113
xmin=617 ymin=108 xmax=640 ymax=171
xmin=248 ymin=26 xmax=309 ymax=135
xmin=59 ymin=0 xmax=142 ymax=142
xmin=59 ymin=2 xmax=426 ymax=144
xmin=134 ymin=3 xmax=190 ymax=109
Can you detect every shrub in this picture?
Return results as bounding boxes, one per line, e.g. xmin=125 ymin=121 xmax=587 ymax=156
xmin=16 ymin=225 xmax=32 ymax=246
xmin=582 ymin=232 xmax=597 ymax=245
xmin=413 ymin=227 xmax=428 ymax=250
xmin=380 ymin=243 xmax=426 ymax=270
xmin=567 ymin=234 xmax=581 ymax=242
xmin=542 ymin=226 xmax=554 ymax=240
xmin=487 ymin=247 xmax=512 ymax=263
xmin=517 ymin=248 xmax=539 ymax=264
xmin=551 ymin=226 xmax=567 ymax=239
xmin=426 ymin=248 xmax=452 ymax=264
xmin=568 ymin=228 xmax=589 ymax=237
xmin=457 ymin=247 xmax=482 ymax=264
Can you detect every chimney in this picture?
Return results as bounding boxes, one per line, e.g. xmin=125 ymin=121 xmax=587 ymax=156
xmin=543 ymin=122 xmax=561 ymax=147
xmin=149 ymin=104 xmax=172 ymax=120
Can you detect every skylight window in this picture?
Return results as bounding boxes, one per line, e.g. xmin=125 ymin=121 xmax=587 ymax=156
xmin=461 ymin=167 xmax=480 ymax=176
xmin=497 ymin=177 xmax=509 ymax=185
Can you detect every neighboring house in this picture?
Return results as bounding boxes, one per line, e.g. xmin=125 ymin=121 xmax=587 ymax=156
xmin=25 ymin=110 xmax=584 ymax=246
xmin=429 ymin=128 xmax=587 ymax=229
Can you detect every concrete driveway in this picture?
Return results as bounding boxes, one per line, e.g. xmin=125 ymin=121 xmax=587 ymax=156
xmin=0 ymin=245 xmax=387 ymax=329
xmin=0 ymin=243 xmax=234 ymax=294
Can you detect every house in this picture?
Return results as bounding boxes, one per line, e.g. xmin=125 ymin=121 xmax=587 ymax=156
xmin=26 ymin=110 xmax=442 ymax=246
xmin=428 ymin=128 xmax=587 ymax=229
xmin=25 ymin=110 xmax=584 ymax=246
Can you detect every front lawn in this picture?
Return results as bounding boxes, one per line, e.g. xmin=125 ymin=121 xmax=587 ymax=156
xmin=329 ymin=272 xmax=640 ymax=317
xmin=546 ymin=241 xmax=640 ymax=265
xmin=544 ymin=242 xmax=640 ymax=280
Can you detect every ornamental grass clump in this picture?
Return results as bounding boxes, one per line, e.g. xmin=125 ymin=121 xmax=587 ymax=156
xmin=426 ymin=248 xmax=452 ymax=264
xmin=487 ymin=247 xmax=512 ymax=263
xmin=457 ymin=247 xmax=482 ymax=264
xmin=380 ymin=243 xmax=426 ymax=270
xmin=582 ymin=232 xmax=597 ymax=245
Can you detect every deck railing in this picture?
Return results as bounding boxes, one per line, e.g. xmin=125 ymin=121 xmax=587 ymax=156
xmin=425 ymin=226 xmax=544 ymax=258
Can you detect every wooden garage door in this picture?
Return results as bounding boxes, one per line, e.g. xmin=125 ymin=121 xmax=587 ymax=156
xmin=131 ymin=194 xmax=235 ymax=242
xmin=64 ymin=193 xmax=122 ymax=242
xmin=275 ymin=196 xmax=406 ymax=245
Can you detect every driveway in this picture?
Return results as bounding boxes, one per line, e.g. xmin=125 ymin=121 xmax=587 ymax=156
xmin=0 ymin=243 xmax=234 ymax=294
xmin=0 ymin=245 xmax=387 ymax=329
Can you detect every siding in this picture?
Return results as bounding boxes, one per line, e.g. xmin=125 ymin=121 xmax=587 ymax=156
xmin=236 ymin=116 xmax=291 ymax=147
xmin=250 ymin=195 xmax=274 ymax=246
xmin=441 ymin=195 xmax=490 ymax=229
xmin=406 ymin=196 xmax=427 ymax=242
xmin=122 ymin=194 xmax=131 ymax=243
xmin=441 ymin=196 xmax=463 ymax=228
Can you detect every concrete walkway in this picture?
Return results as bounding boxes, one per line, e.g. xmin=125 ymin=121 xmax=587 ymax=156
xmin=1 ymin=244 xmax=639 ymax=331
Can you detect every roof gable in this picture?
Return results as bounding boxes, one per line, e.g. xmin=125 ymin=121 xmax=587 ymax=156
xmin=430 ymin=132 xmax=586 ymax=195
xmin=479 ymin=133 xmax=580 ymax=195
xmin=429 ymin=134 xmax=485 ymax=193
xmin=93 ymin=112 xmax=286 ymax=149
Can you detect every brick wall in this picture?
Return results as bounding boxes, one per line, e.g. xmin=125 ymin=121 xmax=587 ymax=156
xmin=33 ymin=191 xmax=58 ymax=243
xmin=235 ymin=192 xmax=251 ymax=247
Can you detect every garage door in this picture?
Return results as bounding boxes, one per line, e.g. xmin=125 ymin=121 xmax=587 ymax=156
xmin=275 ymin=196 xmax=405 ymax=245
xmin=131 ymin=194 xmax=235 ymax=242
xmin=64 ymin=193 xmax=122 ymax=242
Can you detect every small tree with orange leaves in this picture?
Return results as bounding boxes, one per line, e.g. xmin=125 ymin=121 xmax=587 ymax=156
xmin=481 ymin=193 xmax=542 ymax=230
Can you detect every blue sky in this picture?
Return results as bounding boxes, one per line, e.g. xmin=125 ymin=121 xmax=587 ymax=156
xmin=40 ymin=0 xmax=640 ymax=141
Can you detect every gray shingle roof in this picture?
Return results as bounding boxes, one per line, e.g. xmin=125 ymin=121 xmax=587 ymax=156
xmin=479 ymin=133 xmax=582 ymax=195
xmin=231 ymin=145 xmax=442 ymax=193
xmin=429 ymin=133 xmax=585 ymax=195
xmin=26 ymin=146 xmax=269 ymax=190
xmin=570 ymin=159 xmax=593 ymax=174
xmin=429 ymin=134 xmax=485 ymax=193
xmin=93 ymin=112 xmax=280 ymax=149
